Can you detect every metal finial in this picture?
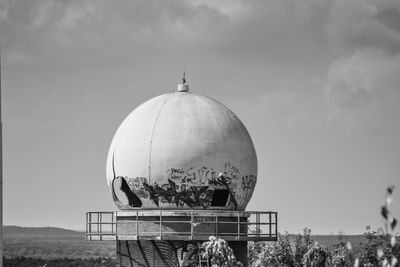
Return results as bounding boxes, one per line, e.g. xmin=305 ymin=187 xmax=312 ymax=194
xmin=177 ymin=60 xmax=189 ymax=92
xmin=182 ymin=60 xmax=186 ymax=84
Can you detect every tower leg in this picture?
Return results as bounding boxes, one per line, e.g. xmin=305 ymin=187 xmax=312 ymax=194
xmin=117 ymin=240 xmax=248 ymax=267
xmin=228 ymin=241 xmax=248 ymax=267
xmin=117 ymin=240 xmax=202 ymax=267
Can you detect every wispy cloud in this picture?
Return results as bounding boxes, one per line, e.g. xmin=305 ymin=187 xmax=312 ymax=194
xmin=325 ymin=50 xmax=400 ymax=108
xmin=327 ymin=0 xmax=400 ymax=53
xmin=0 ymin=0 xmax=227 ymax=65
xmin=323 ymin=0 xmax=400 ymax=118
xmin=0 ymin=0 xmax=334 ymax=67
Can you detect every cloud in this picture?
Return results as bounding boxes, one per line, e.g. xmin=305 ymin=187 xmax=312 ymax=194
xmin=325 ymin=49 xmax=400 ymax=108
xmin=0 ymin=0 xmax=228 ymax=66
xmin=2 ymin=0 xmax=400 ymax=113
xmin=322 ymin=49 xmax=400 ymax=136
xmin=190 ymin=0 xmax=251 ymax=18
xmin=327 ymin=0 xmax=400 ymax=54
xmin=323 ymin=0 xmax=400 ymax=118
xmin=0 ymin=0 xmax=334 ymax=67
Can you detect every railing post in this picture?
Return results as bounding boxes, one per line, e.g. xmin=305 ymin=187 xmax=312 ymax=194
xmin=269 ymin=213 xmax=272 ymax=238
xmin=85 ymin=213 xmax=88 ymax=241
xmin=256 ymin=212 xmax=260 ymax=240
xmin=89 ymin=213 xmax=92 ymax=241
xmin=86 ymin=213 xmax=88 ymax=241
xmin=136 ymin=210 xmax=139 ymax=238
xmin=114 ymin=211 xmax=117 ymax=240
xmin=245 ymin=212 xmax=248 ymax=237
xmin=237 ymin=213 xmax=240 ymax=239
xmin=100 ymin=213 xmax=102 ymax=241
xmin=96 ymin=213 xmax=99 ymax=237
xmin=190 ymin=214 xmax=194 ymax=240
xmin=215 ymin=215 xmax=218 ymax=237
xmin=111 ymin=212 xmax=114 ymax=235
xmin=275 ymin=212 xmax=278 ymax=239
xmin=159 ymin=210 xmax=162 ymax=240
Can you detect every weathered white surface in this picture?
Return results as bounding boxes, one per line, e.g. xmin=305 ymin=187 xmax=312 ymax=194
xmin=106 ymin=91 xmax=257 ymax=210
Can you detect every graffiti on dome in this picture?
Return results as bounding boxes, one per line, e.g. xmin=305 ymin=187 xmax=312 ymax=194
xmin=241 ymin=175 xmax=257 ymax=201
xmin=111 ymin=153 xmax=143 ymax=209
xmin=111 ymin=161 xmax=256 ymax=210
xmin=241 ymin=175 xmax=257 ymax=191
xmin=166 ymin=162 xmax=239 ymax=186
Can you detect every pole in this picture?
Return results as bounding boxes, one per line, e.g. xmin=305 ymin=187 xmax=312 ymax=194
xmin=0 ymin=48 xmax=3 ymax=267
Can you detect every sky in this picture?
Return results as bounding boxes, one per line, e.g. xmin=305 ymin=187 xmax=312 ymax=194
xmin=1 ymin=0 xmax=400 ymax=234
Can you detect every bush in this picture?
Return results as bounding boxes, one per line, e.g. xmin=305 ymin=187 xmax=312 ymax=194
xmin=303 ymin=242 xmax=331 ymax=267
xmin=355 ymin=186 xmax=399 ymax=267
xmin=355 ymin=227 xmax=399 ymax=267
xmin=249 ymin=228 xmax=316 ymax=267
xmin=331 ymin=240 xmax=355 ymax=266
xmin=202 ymin=236 xmax=243 ymax=267
xmin=247 ymin=186 xmax=399 ymax=267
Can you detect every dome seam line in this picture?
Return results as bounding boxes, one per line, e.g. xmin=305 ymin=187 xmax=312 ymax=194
xmin=147 ymin=94 xmax=174 ymax=183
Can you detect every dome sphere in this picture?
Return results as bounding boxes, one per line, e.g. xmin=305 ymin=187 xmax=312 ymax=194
xmin=106 ymin=90 xmax=257 ymax=211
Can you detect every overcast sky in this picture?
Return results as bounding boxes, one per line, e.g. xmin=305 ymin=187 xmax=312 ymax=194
xmin=1 ymin=0 xmax=400 ymax=234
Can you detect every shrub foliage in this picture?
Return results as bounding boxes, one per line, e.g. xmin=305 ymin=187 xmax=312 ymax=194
xmin=246 ymin=186 xmax=399 ymax=267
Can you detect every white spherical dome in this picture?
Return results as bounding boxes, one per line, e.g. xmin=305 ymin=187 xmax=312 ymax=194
xmin=106 ymin=90 xmax=257 ymax=211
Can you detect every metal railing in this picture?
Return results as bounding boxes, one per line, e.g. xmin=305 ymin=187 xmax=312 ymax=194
xmin=86 ymin=210 xmax=277 ymax=242
xmin=86 ymin=211 xmax=116 ymax=241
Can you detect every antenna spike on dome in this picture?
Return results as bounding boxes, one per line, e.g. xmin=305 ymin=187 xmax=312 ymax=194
xmin=182 ymin=60 xmax=186 ymax=84
xmin=177 ymin=61 xmax=189 ymax=92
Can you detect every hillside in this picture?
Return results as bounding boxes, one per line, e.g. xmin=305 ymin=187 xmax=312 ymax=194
xmin=4 ymin=225 xmax=82 ymax=236
xmin=3 ymin=226 xmax=367 ymax=259
xmin=3 ymin=226 xmax=115 ymax=259
xmin=312 ymin=235 xmax=366 ymax=251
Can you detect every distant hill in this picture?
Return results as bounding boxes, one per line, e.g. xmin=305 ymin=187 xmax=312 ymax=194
xmin=312 ymin=235 xmax=366 ymax=251
xmin=2 ymin=226 xmax=367 ymax=259
xmin=3 ymin=225 xmax=115 ymax=259
xmin=3 ymin=225 xmax=82 ymax=236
